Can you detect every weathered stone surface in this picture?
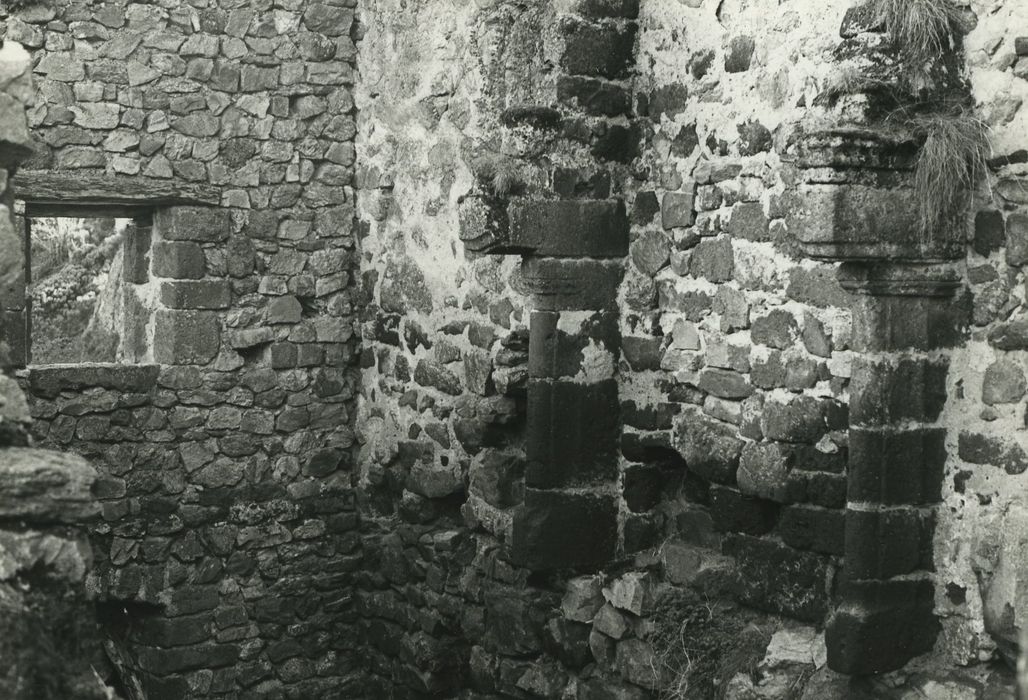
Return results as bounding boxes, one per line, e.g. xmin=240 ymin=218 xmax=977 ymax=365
xmin=738 ymin=442 xmax=793 ymax=503
xmin=675 ymin=406 xmax=744 ymax=484
xmin=152 ymin=241 xmax=206 ymax=279
xmin=0 ymin=448 xmax=99 ymax=523
xmin=526 ymin=379 xmax=619 ymax=488
xmin=153 ymin=311 xmax=221 ymax=364
xmin=982 ymin=360 xmax=1027 ymax=405
xmin=688 ymin=236 xmax=734 ymax=283
xmin=510 ymin=489 xmax=618 ymax=570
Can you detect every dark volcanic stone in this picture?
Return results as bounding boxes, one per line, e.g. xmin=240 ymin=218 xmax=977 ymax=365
xmin=510 ymin=489 xmax=618 ymax=570
xmin=723 ymin=534 xmax=830 ymax=622
xmin=676 ymin=407 xmax=744 ymax=484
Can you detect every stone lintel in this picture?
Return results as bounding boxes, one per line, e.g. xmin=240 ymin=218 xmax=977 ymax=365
xmin=27 ymin=363 xmax=160 ymax=398
xmin=15 ymin=171 xmax=221 ymax=216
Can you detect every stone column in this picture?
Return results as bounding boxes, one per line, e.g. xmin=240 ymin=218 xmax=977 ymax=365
xmin=457 ymin=0 xmax=638 ymax=569
xmin=826 ymin=262 xmax=961 ymax=674
xmin=511 ymin=217 xmax=628 ymax=570
xmin=789 ymin=128 xmax=967 ymax=673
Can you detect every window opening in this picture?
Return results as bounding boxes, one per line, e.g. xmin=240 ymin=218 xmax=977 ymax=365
xmin=18 ymin=207 xmax=153 ymax=366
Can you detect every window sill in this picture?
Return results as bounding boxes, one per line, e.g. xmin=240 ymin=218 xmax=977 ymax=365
xmin=21 ymin=363 xmax=160 ymax=398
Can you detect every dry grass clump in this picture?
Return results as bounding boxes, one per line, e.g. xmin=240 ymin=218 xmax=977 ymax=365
xmin=888 ymin=103 xmax=991 ymax=237
xmin=648 ymin=591 xmax=777 ymax=700
xmin=869 ymin=0 xmax=966 ymax=78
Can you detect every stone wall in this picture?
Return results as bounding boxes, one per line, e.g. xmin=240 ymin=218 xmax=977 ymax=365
xmin=3 ymin=0 xmax=1028 ymax=697
xmin=0 ymin=38 xmax=114 ymax=700
xmin=352 ymin=0 xmax=1025 ymax=697
xmin=1 ymin=0 xmax=365 ymax=696
xmin=935 ymin=0 xmax=1028 ymax=669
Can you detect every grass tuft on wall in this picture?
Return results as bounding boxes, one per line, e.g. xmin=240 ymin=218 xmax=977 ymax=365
xmin=887 ymin=103 xmax=991 ymax=238
xmin=869 ymin=0 xmax=965 ymax=79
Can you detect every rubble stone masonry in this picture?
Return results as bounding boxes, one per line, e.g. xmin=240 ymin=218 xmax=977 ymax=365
xmin=2 ymin=0 xmax=1028 ymax=697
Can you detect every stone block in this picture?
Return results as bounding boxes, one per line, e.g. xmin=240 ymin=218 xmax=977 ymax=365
xmin=825 ymin=579 xmax=938 ymax=674
xmin=152 ymin=241 xmax=205 ymax=279
xmin=556 ymin=76 xmax=631 ymax=117
xmin=156 ymin=206 xmax=231 ymax=242
xmin=675 ymin=406 xmax=744 ymax=484
xmin=844 ymin=507 xmax=935 ymax=579
xmin=160 ymin=281 xmax=231 ymax=310
xmin=724 ymin=35 xmax=755 ymax=73
xmin=27 ymin=364 xmax=159 ymax=398
xmin=787 ymin=184 xmax=964 ymax=262
xmin=520 ymin=258 xmax=623 ymax=311
xmin=688 ymin=236 xmax=735 ymax=283
xmin=709 ymin=485 xmax=778 ymax=535
xmin=727 ymin=201 xmax=769 ymax=242
xmin=849 ymin=357 xmax=948 ymax=426
xmin=526 ymin=378 xmax=618 ymax=488
xmin=738 ymin=441 xmax=793 ymax=503
xmin=0 ymin=448 xmax=99 ymax=524
xmin=414 ymin=359 xmax=462 ymax=395
xmin=661 ymin=189 xmax=695 ymax=229
xmin=122 ymin=223 xmax=152 ymax=284
xmin=561 ymin=575 xmax=604 ymax=623
xmin=153 ymin=310 xmax=221 ymax=365
xmin=558 ymin=17 xmax=636 ymax=80
xmin=470 ymin=450 xmax=524 ymax=508
xmin=848 ymin=427 xmax=945 ymax=505
xmin=973 ymin=210 xmax=1005 ymax=257
xmin=982 ymin=359 xmax=1027 ymax=405
xmin=958 ymin=430 xmax=1028 ymax=475
xmin=558 ymin=0 xmax=639 ymax=19
xmin=778 ymin=505 xmax=845 ymax=555
xmin=504 ymin=199 xmax=628 ymax=258
xmin=761 ymin=395 xmax=845 ymax=444
xmin=850 ymin=294 xmax=967 ymax=352
xmin=723 ymin=534 xmax=830 ymax=622
xmin=528 ymin=309 xmax=618 ymax=379
xmin=509 ymin=489 xmax=617 ymax=570
xmin=697 ymin=368 xmax=753 ymax=399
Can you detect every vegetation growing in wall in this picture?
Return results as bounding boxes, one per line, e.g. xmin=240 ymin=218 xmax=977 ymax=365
xmin=826 ymin=0 xmax=991 ymax=239
xmin=895 ymin=104 xmax=991 ymax=237
xmin=649 ymin=591 xmax=778 ymax=700
xmin=869 ymin=0 xmax=968 ymax=90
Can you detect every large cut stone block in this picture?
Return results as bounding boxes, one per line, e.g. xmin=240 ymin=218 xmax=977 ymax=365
xmin=526 ymin=378 xmax=618 ymax=488
xmin=848 ymin=428 xmax=945 ymax=505
xmin=153 ymin=310 xmax=220 ymax=365
xmin=528 ymin=310 xmax=618 ymax=379
xmin=826 ymin=579 xmax=939 ymax=675
xmin=844 ymin=508 xmax=935 ymax=580
xmin=152 ymin=241 xmax=205 ymax=279
xmin=558 ymin=17 xmax=636 ymax=80
xmin=787 ymin=184 xmax=964 ymax=262
xmin=849 ymin=357 xmax=948 ymax=427
xmin=505 ymin=200 xmax=628 ymax=258
xmin=27 ymin=364 xmax=159 ymax=398
xmin=509 ymin=488 xmax=617 ymax=570
xmin=848 ymin=294 xmax=967 ymax=352
xmin=161 ymin=280 xmax=232 ymax=310
xmin=155 ymin=206 xmax=231 ymax=242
